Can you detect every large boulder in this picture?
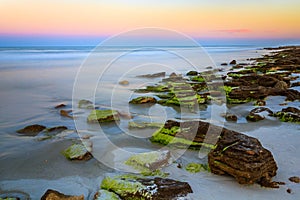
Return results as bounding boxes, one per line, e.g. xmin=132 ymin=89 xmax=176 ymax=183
xmin=151 ymin=120 xmax=278 ymax=187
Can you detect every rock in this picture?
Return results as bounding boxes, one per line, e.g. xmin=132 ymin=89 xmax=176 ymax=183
xmin=60 ymin=110 xmax=73 ymax=119
xmin=41 ymin=189 xmax=84 ymax=200
xmin=0 ymin=191 xmax=30 ymax=200
xmin=87 ymin=110 xmax=120 ymax=123
xmin=225 ymin=113 xmax=238 ymax=122
xmin=246 ymin=107 xmax=273 ymax=122
xmin=291 ymin=82 xmax=300 ymax=87
xmin=129 ymin=96 xmax=157 ymax=104
xmin=289 ymin=176 xmax=300 ymax=183
xmin=274 ymin=107 xmax=300 ymax=123
xmin=47 ymin=126 xmax=68 ymax=134
xmin=151 ymin=120 xmax=278 ymax=187
xmin=274 ymin=81 xmax=288 ymax=90
xmin=94 ymin=189 xmax=121 ymax=200
xmin=186 ymin=71 xmax=198 ymax=76
xmin=124 ymin=150 xmax=171 ymax=172
xmin=137 ymin=72 xmax=166 ymax=78
xmin=169 ymin=72 xmax=178 ymax=78
xmin=100 ymin=175 xmax=193 ymax=200
xmin=62 ymin=144 xmax=92 ymax=161
xmin=128 ymin=121 xmax=163 ymax=129
xmin=78 ymin=99 xmax=94 ymax=109
xmin=54 ymin=103 xmax=66 ymax=109
xmin=254 ymin=100 xmax=266 ymax=106
xmin=118 ymin=80 xmax=129 ymax=85
xmin=221 ymin=63 xmax=228 ymax=66
xmin=17 ymin=124 xmax=46 ymax=136
xmin=287 ymin=188 xmax=292 ymax=193
xmin=229 ymin=60 xmax=237 ymax=65
xmin=185 ymin=163 xmax=210 ymax=173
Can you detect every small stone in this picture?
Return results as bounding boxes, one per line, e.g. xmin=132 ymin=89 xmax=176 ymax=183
xmin=255 ymin=100 xmax=266 ymax=106
xmin=118 ymin=80 xmax=129 ymax=85
xmin=287 ymin=188 xmax=292 ymax=194
xmin=186 ymin=71 xmax=198 ymax=76
xmin=17 ymin=124 xmax=46 ymax=136
xmin=225 ymin=113 xmax=238 ymax=122
xmin=47 ymin=126 xmax=68 ymax=134
xmin=221 ymin=63 xmax=228 ymax=66
xmin=230 ymin=60 xmax=237 ymax=65
xmin=289 ymin=176 xmax=300 ymax=183
xmin=41 ymin=189 xmax=84 ymax=200
xmin=78 ymin=99 xmax=94 ymax=109
xmin=54 ymin=103 xmax=66 ymax=109
xmin=60 ymin=110 xmax=73 ymax=119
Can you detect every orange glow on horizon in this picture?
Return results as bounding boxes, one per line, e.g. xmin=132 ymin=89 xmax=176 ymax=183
xmin=0 ymin=0 xmax=299 ymax=39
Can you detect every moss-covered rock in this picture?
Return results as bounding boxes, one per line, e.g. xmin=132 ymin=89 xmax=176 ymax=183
xmin=129 ymin=96 xmax=157 ymax=104
xmin=100 ymin=175 xmax=193 ymax=200
xmin=94 ymin=189 xmax=121 ymax=200
xmin=87 ymin=110 xmax=120 ymax=123
xmin=274 ymin=107 xmax=300 ymax=123
xmin=78 ymin=99 xmax=94 ymax=109
xmin=62 ymin=144 xmax=92 ymax=161
xmin=124 ymin=150 xmax=171 ymax=172
xmin=185 ymin=163 xmax=210 ymax=173
xmin=41 ymin=189 xmax=84 ymax=200
xmin=128 ymin=121 xmax=163 ymax=129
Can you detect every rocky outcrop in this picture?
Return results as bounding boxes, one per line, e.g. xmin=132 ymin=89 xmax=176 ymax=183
xmin=137 ymin=72 xmax=166 ymax=78
xmin=129 ymin=96 xmax=157 ymax=104
xmin=151 ymin=120 xmax=278 ymax=187
xmin=274 ymin=107 xmax=300 ymax=123
xmin=100 ymin=175 xmax=193 ymax=200
xmin=62 ymin=144 xmax=92 ymax=161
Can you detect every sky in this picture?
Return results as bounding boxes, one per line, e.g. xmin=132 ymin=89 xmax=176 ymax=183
xmin=0 ymin=0 xmax=300 ymax=45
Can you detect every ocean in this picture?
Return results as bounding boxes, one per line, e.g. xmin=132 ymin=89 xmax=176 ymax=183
xmin=0 ymin=44 xmax=299 ymax=199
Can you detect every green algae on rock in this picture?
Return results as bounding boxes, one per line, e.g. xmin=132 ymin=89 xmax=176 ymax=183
xmin=87 ymin=110 xmax=120 ymax=123
xmin=94 ymin=189 xmax=121 ymax=200
xmin=185 ymin=163 xmax=210 ymax=173
xmin=274 ymin=107 xmax=300 ymax=123
xmin=62 ymin=144 xmax=92 ymax=161
xmin=129 ymin=96 xmax=157 ymax=104
xmin=128 ymin=121 xmax=163 ymax=129
xmin=78 ymin=99 xmax=94 ymax=109
xmin=100 ymin=175 xmax=193 ymax=200
xmin=124 ymin=150 xmax=171 ymax=172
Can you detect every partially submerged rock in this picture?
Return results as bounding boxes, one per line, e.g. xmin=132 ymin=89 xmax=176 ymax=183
xmin=224 ymin=113 xmax=238 ymax=122
xmin=54 ymin=103 xmax=66 ymax=109
xmin=87 ymin=110 xmax=120 ymax=123
xmin=17 ymin=124 xmax=46 ymax=136
xmin=124 ymin=150 xmax=171 ymax=172
xmin=137 ymin=72 xmax=166 ymax=78
xmin=289 ymin=176 xmax=300 ymax=183
xmin=128 ymin=121 xmax=163 ymax=129
xmin=62 ymin=144 xmax=92 ymax=161
xmin=94 ymin=189 xmax=121 ymax=200
xmin=100 ymin=175 xmax=193 ymax=200
xmin=151 ymin=120 xmax=278 ymax=187
xmin=246 ymin=107 xmax=273 ymax=122
xmin=78 ymin=99 xmax=94 ymax=109
xmin=119 ymin=80 xmax=129 ymax=85
xmin=60 ymin=109 xmax=73 ymax=119
xmin=129 ymin=96 xmax=157 ymax=104
xmin=41 ymin=189 xmax=84 ymax=200
xmin=230 ymin=60 xmax=237 ymax=65
xmin=274 ymin=107 xmax=300 ymax=123
xmin=185 ymin=163 xmax=210 ymax=173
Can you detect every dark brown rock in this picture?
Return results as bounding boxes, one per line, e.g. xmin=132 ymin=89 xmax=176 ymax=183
xmin=41 ymin=189 xmax=84 ymax=200
xmin=225 ymin=113 xmax=238 ymax=122
xmin=289 ymin=176 xmax=300 ymax=183
xmin=186 ymin=71 xmax=198 ymax=76
xmin=230 ymin=60 xmax=237 ymax=65
xmin=55 ymin=103 xmax=66 ymax=109
xmin=17 ymin=124 xmax=46 ymax=136
xmin=246 ymin=107 xmax=273 ymax=122
xmin=221 ymin=63 xmax=228 ymax=66
xmin=129 ymin=96 xmax=157 ymax=104
xmin=60 ymin=110 xmax=73 ymax=119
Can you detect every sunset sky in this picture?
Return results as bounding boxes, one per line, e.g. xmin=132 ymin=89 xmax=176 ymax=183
xmin=0 ymin=0 xmax=300 ymax=45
